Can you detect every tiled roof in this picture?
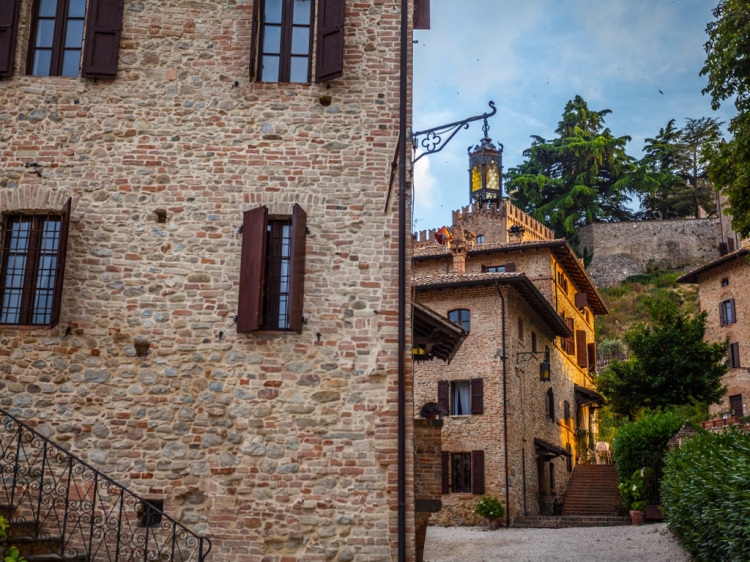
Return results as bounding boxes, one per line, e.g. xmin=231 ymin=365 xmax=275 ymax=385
xmin=414 ymin=272 xmax=571 ymax=338
xmin=414 ymin=239 xmax=609 ymax=316
xmin=677 ymin=247 xmax=750 ymax=284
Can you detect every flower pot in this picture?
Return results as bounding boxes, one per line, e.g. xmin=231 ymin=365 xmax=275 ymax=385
xmin=629 ymin=510 xmax=645 ymax=525
xmin=487 ymin=518 xmax=502 ymax=530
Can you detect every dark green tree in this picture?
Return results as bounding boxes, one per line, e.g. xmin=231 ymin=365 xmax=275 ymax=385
xmin=506 ymin=96 xmax=646 ymax=238
xmin=639 ymin=118 xmax=722 ymax=219
xmin=702 ymin=0 xmax=750 ymax=237
xmin=597 ymin=299 xmax=728 ymax=420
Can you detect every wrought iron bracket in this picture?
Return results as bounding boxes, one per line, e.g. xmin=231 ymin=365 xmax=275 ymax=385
xmin=411 ymin=101 xmax=497 ymax=164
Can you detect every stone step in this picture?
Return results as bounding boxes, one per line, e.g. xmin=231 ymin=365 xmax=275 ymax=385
xmin=514 ymin=515 xmax=631 ymax=529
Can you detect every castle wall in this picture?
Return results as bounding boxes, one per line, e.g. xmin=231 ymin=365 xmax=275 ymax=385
xmin=577 ymin=219 xmax=720 ymax=287
xmin=0 ymin=1 xmax=415 ymax=561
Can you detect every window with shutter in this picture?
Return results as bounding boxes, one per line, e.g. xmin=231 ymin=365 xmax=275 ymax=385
xmin=0 ymin=200 xmax=71 ymax=327
xmin=531 ymin=331 xmax=537 ymax=353
xmin=719 ymin=301 xmax=726 ymax=326
xmin=237 ymin=205 xmax=307 ymax=333
xmin=471 ymin=450 xmax=485 ymax=495
xmin=470 ymin=378 xmax=483 ymax=415
xmin=719 ymin=242 xmax=728 ymax=256
xmin=0 ymin=0 xmax=21 ymax=78
xmin=729 ymin=298 xmax=736 ymax=324
xmin=450 ymin=380 xmax=471 ymax=416
xmin=728 ymin=237 xmax=735 ymax=253
xmin=720 ymin=299 xmax=735 ymax=326
xmin=730 ymin=342 xmax=741 ymax=369
xmin=441 ymin=451 xmax=449 ymax=494
xmin=81 ymin=0 xmax=125 ymax=78
xmin=564 ymin=401 xmax=570 ymax=424
xmin=576 ymin=330 xmax=587 ymax=368
xmin=504 ymin=262 xmax=516 ymax=273
xmin=729 ymin=394 xmax=743 ymax=417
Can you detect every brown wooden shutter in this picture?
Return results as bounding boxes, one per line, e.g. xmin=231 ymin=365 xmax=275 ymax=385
xmin=237 ymin=206 xmax=268 ymax=333
xmin=730 ymin=394 xmax=744 ymax=417
xmin=732 ymin=342 xmax=741 ymax=369
xmin=576 ymin=330 xmax=587 ymax=367
xmin=587 ymin=342 xmax=597 ymax=373
xmin=441 ymin=452 xmax=449 ymax=494
xmin=566 ymin=444 xmax=572 ymax=472
xmin=471 ymin=378 xmax=483 ymax=415
xmin=471 ymin=450 xmax=485 ymax=495
xmin=504 ymin=262 xmax=516 ymax=273
xmin=413 ymin=0 xmax=430 ymax=29
xmin=249 ymin=0 xmax=261 ymax=80
xmin=438 ymin=380 xmax=450 ymax=414
xmin=729 ymin=298 xmax=736 ymax=324
xmin=728 ymin=237 xmax=735 ymax=253
xmin=575 ymin=292 xmax=588 ymax=309
xmin=287 ymin=204 xmax=307 ymax=333
xmin=719 ymin=302 xmax=726 ymax=327
xmin=719 ymin=242 xmax=728 ymax=256
xmin=548 ymin=388 xmax=555 ymax=420
xmin=0 ymin=0 xmax=20 ymax=78
xmin=49 ymin=198 xmax=72 ymax=328
xmin=81 ymin=0 xmax=125 ymax=78
xmin=315 ymin=0 xmax=344 ymax=82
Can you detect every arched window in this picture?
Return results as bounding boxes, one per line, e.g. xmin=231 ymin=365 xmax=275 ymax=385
xmin=518 ymin=317 xmax=524 ymax=341
xmin=531 ymin=331 xmax=537 ymax=353
xmin=547 ymin=388 xmax=555 ymax=421
xmin=564 ymin=401 xmax=570 ymax=424
xmin=448 ymin=309 xmax=470 ymax=332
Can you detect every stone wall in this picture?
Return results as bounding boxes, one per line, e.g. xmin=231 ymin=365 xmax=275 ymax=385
xmin=413 ymin=419 xmax=441 ymax=562
xmin=0 ymin=1 xmax=415 ymax=561
xmin=577 ymin=219 xmax=720 ymax=287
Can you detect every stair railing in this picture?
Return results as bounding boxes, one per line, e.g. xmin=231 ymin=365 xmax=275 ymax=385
xmin=0 ymin=409 xmax=211 ymax=562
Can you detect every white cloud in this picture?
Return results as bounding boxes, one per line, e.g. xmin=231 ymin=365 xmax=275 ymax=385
xmin=413 ymin=152 xmax=440 ymax=219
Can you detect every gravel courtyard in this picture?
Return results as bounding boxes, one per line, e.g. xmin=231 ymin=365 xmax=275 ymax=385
xmin=424 ymin=523 xmax=690 ymax=562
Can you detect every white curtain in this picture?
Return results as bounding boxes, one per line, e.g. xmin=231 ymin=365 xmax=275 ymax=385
xmin=452 ymin=381 xmax=471 ymax=415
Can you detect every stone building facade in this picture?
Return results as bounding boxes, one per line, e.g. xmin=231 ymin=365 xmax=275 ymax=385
xmin=678 ymin=247 xmax=750 ymax=418
xmin=0 ymin=1 xmax=420 ymax=561
xmin=412 ymin=197 xmax=607 ymax=526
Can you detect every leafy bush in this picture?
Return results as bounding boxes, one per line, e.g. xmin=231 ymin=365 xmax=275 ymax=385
xmin=474 ymin=496 xmax=504 ymax=520
xmin=0 ymin=516 xmax=26 ymax=562
xmin=618 ymin=468 xmax=651 ymax=511
xmin=662 ymin=429 xmax=750 ymax=562
xmin=613 ymin=410 xmax=683 ymax=486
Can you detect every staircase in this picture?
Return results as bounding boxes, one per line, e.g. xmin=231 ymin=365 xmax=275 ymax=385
xmin=513 ymin=514 xmax=630 ymax=528
xmin=0 ymin=409 xmax=211 ymax=562
xmin=563 ymin=464 xmax=621 ymax=516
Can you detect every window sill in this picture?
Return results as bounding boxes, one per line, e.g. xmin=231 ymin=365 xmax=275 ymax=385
xmin=0 ymin=325 xmax=52 ymax=330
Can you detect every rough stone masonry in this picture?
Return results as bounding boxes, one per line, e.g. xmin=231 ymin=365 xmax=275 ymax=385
xmin=0 ymin=0 xmax=416 ymax=561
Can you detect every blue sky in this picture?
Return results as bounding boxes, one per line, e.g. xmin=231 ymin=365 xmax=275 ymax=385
xmin=412 ymin=0 xmax=736 ymax=233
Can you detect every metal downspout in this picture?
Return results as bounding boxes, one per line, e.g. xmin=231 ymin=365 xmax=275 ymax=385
xmin=398 ymin=0 xmax=408 ymax=558
xmin=495 ymin=282 xmax=510 ymax=528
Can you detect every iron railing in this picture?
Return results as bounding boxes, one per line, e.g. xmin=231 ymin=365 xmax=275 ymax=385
xmin=0 ymin=408 xmax=211 ymax=562
xmin=642 ymin=454 xmax=665 ymax=520
xmin=537 ymin=492 xmax=562 ymax=516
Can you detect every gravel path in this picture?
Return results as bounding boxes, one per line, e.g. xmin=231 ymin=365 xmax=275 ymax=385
xmin=424 ymin=523 xmax=690 ymax=562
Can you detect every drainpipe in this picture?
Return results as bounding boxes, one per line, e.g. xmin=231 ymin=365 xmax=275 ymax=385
xmin=397 ymin=0 xmax=408 ymax=558
xmin=495 ymin=282 xmax=510 ymax=528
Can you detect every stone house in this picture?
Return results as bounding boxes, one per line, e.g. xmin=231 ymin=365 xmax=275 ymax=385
xmin=678 ymin=246 xmax=750 ymax=418
xmin=411 ymin=132 xmax=607 ymax=526
xmin=0 ymin=0 xmax=430 ymax=561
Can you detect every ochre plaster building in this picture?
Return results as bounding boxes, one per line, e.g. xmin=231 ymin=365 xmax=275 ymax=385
xmin=412 ymin=130 xmax=608 ymax=526
xmin=679 ymin=246 xmax=750 ymax=418
xmin=0 ymin=0 xmax=428 ymax=560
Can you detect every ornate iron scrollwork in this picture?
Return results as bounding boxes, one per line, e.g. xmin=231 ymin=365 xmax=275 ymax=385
xmin=411 ymin=101 xmax=497 ymax=164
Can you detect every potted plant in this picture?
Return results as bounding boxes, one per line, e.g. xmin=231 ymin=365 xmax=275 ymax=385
xmin=474 ymin=495 xmax=505 ymax=530
xmin=418 ymin=401 xmax=447 ymax=419
xmin=619 ymin=469 xmax=648 ymax=525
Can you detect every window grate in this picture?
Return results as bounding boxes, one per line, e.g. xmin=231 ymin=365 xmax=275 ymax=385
xmin=1 ymin=214 xmax=61 ymax=326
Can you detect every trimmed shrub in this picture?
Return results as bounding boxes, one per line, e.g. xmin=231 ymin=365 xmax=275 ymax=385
xmin=474 ymin=496 xmax=504 ymax=520
xmin=662 ymin=429 xmax=750 ymax=562
xmin=613 ymin=410 xmax=683 ymax=487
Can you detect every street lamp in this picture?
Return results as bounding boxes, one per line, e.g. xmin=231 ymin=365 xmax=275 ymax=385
xmin=516 ymin=345 xmax=551 ymax=382
xmin=468 ymin=118 xmax=503 ymax=205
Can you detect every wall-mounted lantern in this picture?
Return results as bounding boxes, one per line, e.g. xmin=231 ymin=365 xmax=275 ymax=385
xmin=540 ymin=345 xmax=551 ymax=382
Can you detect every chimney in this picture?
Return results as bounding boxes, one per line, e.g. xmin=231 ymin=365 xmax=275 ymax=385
xmin=452 ymin=250 xmax=467 ymax=274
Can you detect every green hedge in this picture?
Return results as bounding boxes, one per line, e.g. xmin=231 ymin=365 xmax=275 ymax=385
xmin=613 ymin=410 xmax=683 ymax=487
xmin=662 ymin=429 xmax=750 ymax=562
